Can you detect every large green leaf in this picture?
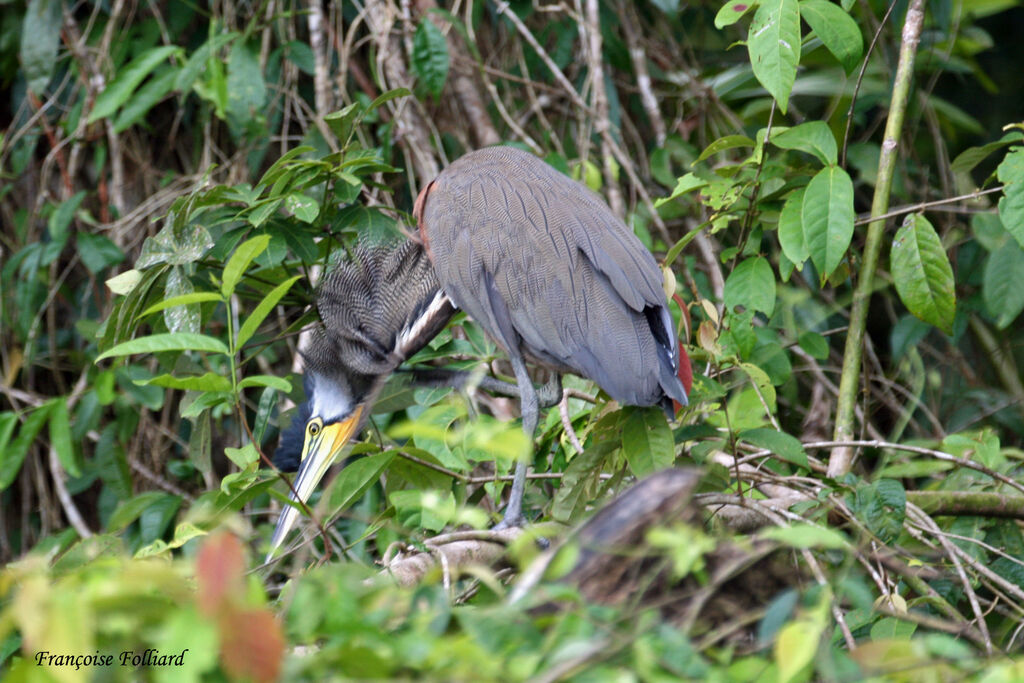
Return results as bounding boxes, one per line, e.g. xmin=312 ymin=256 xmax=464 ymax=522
xmin=739 ymin=427 xmax=808 ymax=468
xmin=47 ymin=399 xmax=80 ymax=477
xmin=20 ymin=0 xmax=63 ymax=94
xmin=621 ymin=406 xmax=674 ymax=477
xmin=778 ymin=189 xmax=808 ymax=267
xmin=0 ymin=406 xmax=51 ymax=490
xmin=96 ymin=333 xmax=230 ymax=361
xmin=802 ymin=165 xmax=854 ymax=280
xmin=891 ymin=214 xmax=956 ymax=334
xmin=748 ymin=0 xmax=801 ymax=114
xmin=715 ymin=0 xmax=759 ymax=27
xmin=221 ymin=235 xmax=270 ymax=298
xmin=800 ymin=0 xmax=863 ymax=73
xmin=771 ymin=122 xmax=837 ymax=165
xmin=411 ymin=19 xmax=449 ymax=98
xmin=88 ymin=46 xmax=181 ymax=123
xmin=113 ymin=66 xmax=179 ymax=133
xmin=997 ymin=146 xmax=1024 ymax=248
xmin=236 ymin=275 xmax=301 ymax=349
xmin=724 ymin=257 xmax=777 ymax=316
xmin=983 ymin=239 xmax=1024 ymax=328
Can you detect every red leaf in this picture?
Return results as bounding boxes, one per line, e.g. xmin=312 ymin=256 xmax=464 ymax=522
xmin=196 ymin=532 xmax=245 ymax=615
xmin=219 ymin=607 xmax=285 ymax=683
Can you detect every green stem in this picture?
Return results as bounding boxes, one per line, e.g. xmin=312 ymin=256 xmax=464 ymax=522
xmin=830 ymin=0 xmax=925 ymax=478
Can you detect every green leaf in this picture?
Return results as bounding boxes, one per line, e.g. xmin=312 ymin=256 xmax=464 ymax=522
xmin=655 ymin=172 xmax=709 ymax=207
xmin=771 ymin=122 xmax=837 ymax=165
xmin=797 ymin=330 xmax=829 ymax=359
xmin=802 ymin=165 xmax=854 ymax=280
xmin=325 ymin=451 xmax=398 ymax=511
xmin=176 ymin=32 xmax=239 ymax=93
xmin=950 ymin=132 xmax=1023 ymax=175
xmin=47 ymin=399 xmax=80 ymax=477
xmin=89 ymin=46 xmax=181 ymax=123
xmin=365 ymin=87 xmax=413 ymax=112
xmin=139 ymin=292 xmax=223 ymax=319
xmin=225 ymin=443 xmax=258 ymax=468
xmin=696 ymin=135 xmax=755 ymax=163
xmin=140 ymin=373 xmax=233 ymax=392
xmin=724 ymin=257 xmax=777 ymax=316
xmin=778 ymin=188 xmax=808 ymax=266
xmin=748 ymin=0 xmax=801 ymax=114
xmin=113 ymin=66 xmax=179 ymax=133
xmin=0 ymin=406 xmax=51 ymax=490
xmin=760 ymin=523 xmax=849 ymax=549
xmin=775 ymin=620 xmax=821 ymax=683
xmin=225 ymin=41 xmax=268 ymax=135
xmin=237 ymin=375 xmax=292 ymax=392
xmin=96 ymin=333 xmax=230 ymax=361
xmin=76 ymin=233 xmax=125 ymax=274
xmin=235 ymin=275 xmax=301 ymax=349
xmin=164 ymin=266 xmax=200 ymax=334
xmin=983 ymin=239 xmax=1024 ymax=328
xmin=411 ymin=19 xmax=450 ymax=98
xmin=108 ymin=491 xmax=172 ymax=531
xmin=739 ymin=427 xmax=808 ymax=468
xmin=997 ymin=146 xmax=1024 ymax=248
xmin=621 ymin=406 xmax=675 ymax=477
xmin=106 ymin=269 xmax=143 ymax=295
xmin=800 ymin=0 xmax=863 ymax=73
xmin=221 ymin=234 xmax=270 ymax=298
xmin=847 ymin=479 xmax=906 ymax=544
xmin=20 ymin=0 xmax=63 ymax=94
xmin=891 ymin=214 xmax=956 ymax=334
xmin=284 ymin=194 xmax=320 ymax=223
xmin=715 ymin=0 xmax=759 ymax=27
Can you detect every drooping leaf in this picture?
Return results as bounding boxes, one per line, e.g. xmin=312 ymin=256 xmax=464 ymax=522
xmin=411 ymin=19 xmax=449 ymax=99
xmin=89 ymin=46 xmax=181 ymax=123
xmin=891 ymin=214 xmax=956 ymax=334
xmin=800 ymin=0 xmax=864 ymax=73
xmin=621 ymin=406 xmax=675 ymax=477
xmin=47 ymin=399 xmax=80 ymax=477
xmin=221 ymin=235 xmax=270 ymax=298
xmin=724 ymin=256 xmax=777 ymax=316
xmin=997 ymin=146 xmax=1024 ymax=248
xmin=113 ymin=66 xmax=180 ymax=133
xmin=748 ymin=0 xmax=801 ymax=114
xmin=772 ymin=121 xmax=837 ymax=165
xmin=164 ymin=266 xmax=200 ymax=334
xmin=802 ymin=165 xmax=855 ymax=280
xmin=235 ymin=275 xmax=301 ymax=349
xmin=20 ymin=0 xmax=63 ymax=94
xmin=778 ymin=188 xmax=808 ymax=267
xmin=0 ymin=406 xmax=51 ymax=490
xmin=739 ymin=427 xmax=808 ymax=468
xmin=983 ymin=239 xmax=1024 ymax=328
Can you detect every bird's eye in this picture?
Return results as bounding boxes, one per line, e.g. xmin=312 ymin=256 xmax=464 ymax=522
xmin=308 ymin=422 xmax=320 ymax=436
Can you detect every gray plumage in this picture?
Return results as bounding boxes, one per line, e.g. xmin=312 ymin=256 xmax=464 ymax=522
xmin=273 ymin=240 xmax=454 ymax=471
xmin=417 ymin=146 xmax=686 ymax=412
xmin=314 ymin=239 xmax=454 ymax=379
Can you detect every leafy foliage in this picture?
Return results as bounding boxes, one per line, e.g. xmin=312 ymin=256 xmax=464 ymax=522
xmin=2 ymin=0 xmax=1024 ymax=680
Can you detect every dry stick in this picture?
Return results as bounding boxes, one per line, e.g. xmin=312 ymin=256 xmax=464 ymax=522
xmin=582 ymin=0 xmax=624 ymax=218
xmin=855 ymin=186 xmax=1003 ymax=226
xmin=830 ymin=0 xmax=926 ymax=478
xmin=619 ymin=0 xmax=666 ymax=146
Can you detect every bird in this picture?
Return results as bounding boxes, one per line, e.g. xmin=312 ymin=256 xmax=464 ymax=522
xmin=268 ymin=240 xmax=455 ymax=553
xmin=268 ymin=146 xmax=689 ymax=556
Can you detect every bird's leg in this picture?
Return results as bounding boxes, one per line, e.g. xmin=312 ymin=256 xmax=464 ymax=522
xmin=495 ymin=353 xmax=539 ymax=529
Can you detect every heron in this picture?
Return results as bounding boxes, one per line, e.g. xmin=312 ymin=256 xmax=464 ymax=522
xmin=268 ymin=146 xmax=689 ymax=556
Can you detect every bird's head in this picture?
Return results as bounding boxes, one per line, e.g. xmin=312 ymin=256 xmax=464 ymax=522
xmin=269 ymin=351 xmax=375 ymax=556
xmin=266 ymin=241 xmax=455 ymax=558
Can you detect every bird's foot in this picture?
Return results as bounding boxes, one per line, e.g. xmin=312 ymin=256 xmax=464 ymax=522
xmin=493 ymin=513 xmax=526 ymax=531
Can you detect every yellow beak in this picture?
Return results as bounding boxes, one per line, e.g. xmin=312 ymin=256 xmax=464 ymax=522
xmin=267 ymin=405 xmax=364 ymax=558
